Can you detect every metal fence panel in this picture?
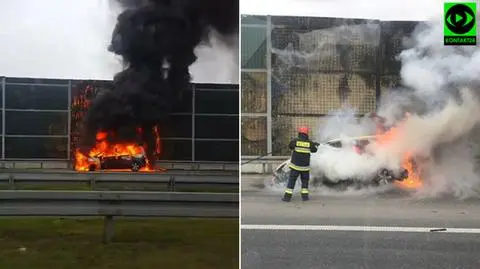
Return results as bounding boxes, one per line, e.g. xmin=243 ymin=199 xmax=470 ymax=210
xmin=0 ymin=77 xmax=238 ymax=163
xmin=241 ymin=15 xmax=419 ymax=157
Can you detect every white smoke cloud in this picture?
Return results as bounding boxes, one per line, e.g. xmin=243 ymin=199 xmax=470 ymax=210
xmin=190 ymin=31 xmax=239 ymax=84
xmin=309 ymin=18 xmax=480 ymax=198
xmin=316 ymin=107 xmax=375 ymax=142
xmin=0 ymin=0 xmax=238 ymax=83
xmin=310 ymin=107 xmax=402 ymax=183
xmin=399 ymin=18 xmax=480 ymax=98
xmin=380 ymin=18 xmax=480 ymax=198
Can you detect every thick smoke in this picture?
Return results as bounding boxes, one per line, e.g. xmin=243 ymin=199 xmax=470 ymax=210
xmin=311 ymin=18 xmax=480 ymax=198
xmin=378 ymin=18 xmax=480 ymax=198
xmin=79 ymin=0 xmax=238 ymax=159
xmin=310 ymin=107 xmax=394 ymax=183
xmin=317 ymin=108 xmax=376 ymax=141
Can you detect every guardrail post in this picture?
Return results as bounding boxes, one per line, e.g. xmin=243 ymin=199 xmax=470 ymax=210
xmin=8 ymin=175 xmax=14 ymax=190
xmin=103 ymin=216 xmax=115 ymax=244
xmin=167 ymin=176 xmax=176 ymax=192
xmin=89 ymin=175 xmax=96 ymax=190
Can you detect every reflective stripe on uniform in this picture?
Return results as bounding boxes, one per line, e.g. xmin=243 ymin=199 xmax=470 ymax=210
xmin=284 ymin=188 xmax=293 ymax=194
xmin=301 ymin=188 xmax=309 ymax=194
xmin=296 ymin=141 xmax=310 ymax=148
xmin=288 ymin=163 xmax=310 ymax=171
xmin=294 ymin=147 xmax=310 ymax=154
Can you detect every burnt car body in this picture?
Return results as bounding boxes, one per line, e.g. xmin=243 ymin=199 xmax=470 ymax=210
xmin=271 ymin=136 xmax=409 ymax=190
xmin=87 ymin=153 xmax=147 ymax=172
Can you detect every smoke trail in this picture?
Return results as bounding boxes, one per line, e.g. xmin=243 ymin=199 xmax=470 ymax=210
xmin=79 ymin=0 xmax=238 ymax=159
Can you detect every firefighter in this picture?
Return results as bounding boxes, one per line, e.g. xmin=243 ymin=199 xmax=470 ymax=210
xmin=282 ymin=126 xmax=319 ymax=202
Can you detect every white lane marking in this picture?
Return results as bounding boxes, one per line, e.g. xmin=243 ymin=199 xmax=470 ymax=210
xmin=241 ymin=224 xmax=480 ymax=233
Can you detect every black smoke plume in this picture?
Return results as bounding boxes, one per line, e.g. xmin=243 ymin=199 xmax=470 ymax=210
xmin=78 ymin=0 xmax=238 ymax=161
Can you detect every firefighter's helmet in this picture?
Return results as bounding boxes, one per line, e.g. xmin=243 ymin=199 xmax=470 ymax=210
xmin=298 ymin=126 xmax=309 ymax=135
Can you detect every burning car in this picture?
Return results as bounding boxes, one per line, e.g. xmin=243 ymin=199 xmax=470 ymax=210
xmin=75 ymin=131 xmax=157 ymax=172
xmin=86 ymin=153 xmax=147 ymax=172
xmin=271 ymin=136 xmax=411 ymax=190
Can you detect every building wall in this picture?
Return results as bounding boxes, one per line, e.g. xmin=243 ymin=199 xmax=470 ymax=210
xmin=241 ymin=14 xmax=418 ymax=158
xmin=0 ymin=76 xmax=239 ymax=163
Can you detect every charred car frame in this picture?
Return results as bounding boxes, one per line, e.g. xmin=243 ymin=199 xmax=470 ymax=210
xmin=86 ymin=153 xmax=147 ymax=172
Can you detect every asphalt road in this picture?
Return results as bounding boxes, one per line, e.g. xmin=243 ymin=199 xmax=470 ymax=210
xmin=241 ymin=190 xmax=480 ymax=227
xmin=241 ymin=184 xmax=480 ymax=269
xmin=242 ymin=230 xmax=480 ymax=269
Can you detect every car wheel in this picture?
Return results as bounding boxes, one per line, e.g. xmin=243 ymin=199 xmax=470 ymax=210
xmin=399 ymin=169 xmax=409 ymax=180
xmin=131 ymin=162 xmax=140 ymax=172
xmin=88 ymin=165 xmax=96 ymax=172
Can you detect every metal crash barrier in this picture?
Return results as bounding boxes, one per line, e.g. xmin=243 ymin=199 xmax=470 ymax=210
xmin=0 ymin=190 xmax=239 ymax=243
xmin=0 ymin=171 xmax=239 ymax=192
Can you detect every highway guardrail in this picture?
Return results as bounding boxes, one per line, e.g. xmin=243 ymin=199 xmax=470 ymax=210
xmin=0 ymin=190 xmax=239 ymax=243
xmin=0 ymin=171 xmax=238 ymax=191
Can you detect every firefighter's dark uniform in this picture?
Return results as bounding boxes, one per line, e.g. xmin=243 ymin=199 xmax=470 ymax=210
xmin=282 ymin=131 xmax=318 ymax=202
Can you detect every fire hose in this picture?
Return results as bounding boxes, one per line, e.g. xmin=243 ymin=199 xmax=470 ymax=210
xmin=241 ymin=135 xmax=377 ymax=166
xmin=241 ymin=142 xmax=320 ymax=165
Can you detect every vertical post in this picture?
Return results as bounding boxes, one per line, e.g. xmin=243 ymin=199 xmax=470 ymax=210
xmin=8 ymin=175 xmax=14 ymax=190
xmin=168 ymin=175 xmax=176 ymax=191
xmin=266 ymin=16 xmax=273 ymax=155
xmin=375 ymin=21 xmax=382 ymax=110
xmin=103 ymin=215 xmax=115 ymax=244
xmin=2 ymin=77 xmax=5 ymax=160
xmin=67 ymin=80 xmax=72 ymax=161
xmin=191 ymin=84 xmax=195 ymax=162
xmin=89 ymin=175 xmax=96 ymax=190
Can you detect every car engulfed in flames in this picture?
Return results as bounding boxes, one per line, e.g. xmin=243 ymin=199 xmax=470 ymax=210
xmin=74 ymin=129 xmax=161 ymax=172
xmin=271 ymin=136 xmax=413 ymax=190
xmin=71 ymin=83 xmax=163 ymax=173
xmin=271 ymin=114 xmax=425 ymax=191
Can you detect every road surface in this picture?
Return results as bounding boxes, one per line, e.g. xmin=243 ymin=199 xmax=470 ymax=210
xmin=241 ymin=177 xmax=480 ymax=269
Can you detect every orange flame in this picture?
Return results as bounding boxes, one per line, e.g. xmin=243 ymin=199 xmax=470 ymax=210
xmin=72 ymin=85 xmax=164 ymax=172
xmin=74 ymin=129 xmax=161 ymax=172
xmin=397 ymin=152 xmax=423 ymax=189
xmin=375 ymin=114 xmax=423 ymax=190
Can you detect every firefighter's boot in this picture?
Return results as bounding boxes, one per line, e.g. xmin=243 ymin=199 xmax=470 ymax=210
xmin=301 ymin=188 xmax=309 ymax=201
xmin=282 ymin=189 xmax=293 ymax=202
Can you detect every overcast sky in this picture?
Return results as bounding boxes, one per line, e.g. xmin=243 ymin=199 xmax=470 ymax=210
xmin=241 ymin=0 xmax=446 ymax=21
xmin=0 ymin=0 xmax=238 ymax=83
xmin=0 ymin=0 xmax=464 ymax=82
